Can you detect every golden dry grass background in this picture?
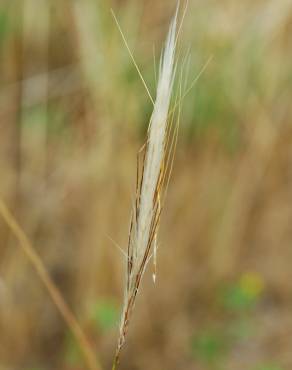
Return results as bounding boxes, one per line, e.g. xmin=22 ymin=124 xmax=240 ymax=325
xmin=0 ymin=1 xmax=292 ymax=369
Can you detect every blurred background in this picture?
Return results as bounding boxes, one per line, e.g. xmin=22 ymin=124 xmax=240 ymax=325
xmin=0 ymin=0 xmax=292 ymax=369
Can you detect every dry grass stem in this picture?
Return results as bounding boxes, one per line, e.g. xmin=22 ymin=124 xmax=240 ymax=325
xmin=0 ymin=198 xmax=102 ymax=370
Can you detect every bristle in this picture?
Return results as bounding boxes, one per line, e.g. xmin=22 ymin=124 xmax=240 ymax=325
xmin=113 ymin=5 xmax=179 ymax=368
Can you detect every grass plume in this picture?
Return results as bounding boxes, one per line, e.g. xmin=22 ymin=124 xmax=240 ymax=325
xmin=113 ymin=6 xmax=180 ymax=368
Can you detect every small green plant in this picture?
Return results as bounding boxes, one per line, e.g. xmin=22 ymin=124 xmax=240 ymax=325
xmin=191 ymin=330 xmax=227 ymax=366
xmin=89 ymin=298 xmax=119 ymax=332
xmin=220 ymin=272 xmax=264 ymax=311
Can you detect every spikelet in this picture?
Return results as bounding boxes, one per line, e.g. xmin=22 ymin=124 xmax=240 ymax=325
xmin=113 ymin=6 xmax=179 ymax=369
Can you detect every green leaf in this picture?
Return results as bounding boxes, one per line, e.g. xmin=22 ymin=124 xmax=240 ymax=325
xmin=220 ymin=273 xmax=264 ymax=312
xmin=89 ymin=298 xmax=119 ymax=331
xmin=191 ymin=330 xmax=226 ymax=364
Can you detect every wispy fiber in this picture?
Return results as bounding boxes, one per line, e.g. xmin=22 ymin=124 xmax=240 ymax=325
xmin=113 ymin=6 xmax=180 ymax=369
